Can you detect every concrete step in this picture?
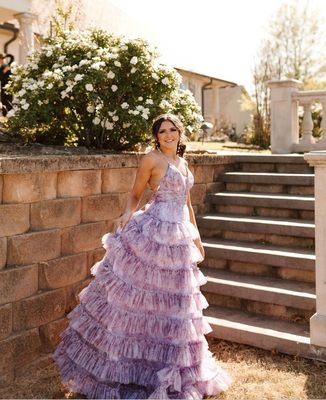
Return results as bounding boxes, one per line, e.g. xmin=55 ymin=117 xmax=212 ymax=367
xmin=231 ymin=154 xmax=309 ymax=164
xmin=202 ymin=238 xmax=315 ymax=271
xmin=201 ymin=268 xmax=315 ymax=323
xmin=197 ymin=214 xmax=315 ymax=238
xmin=207 ymin=192 xmax=314 ymax=211
xmin=219 ymin=172 xmax=314 ymax=186
xmin=235 ymin=163 xmax=313 ymax=174
xmin=224 ymin=182 xmax=314 ymax=196
xmin=203 ymin=305 xmax=326 ymax=362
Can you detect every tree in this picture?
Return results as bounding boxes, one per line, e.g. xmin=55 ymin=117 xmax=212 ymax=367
xmin=251 ymin=0 xmax=326 ymax=148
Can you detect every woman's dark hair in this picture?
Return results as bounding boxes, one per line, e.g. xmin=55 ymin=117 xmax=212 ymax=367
xmin=152 ymin=113 xmax=187 ymax=157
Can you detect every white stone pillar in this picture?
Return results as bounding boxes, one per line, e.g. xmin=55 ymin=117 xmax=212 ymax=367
xmin=268 ymin=79 xmax=301 ymax=154
xmin=14 ymin=12 xmax=37 ymax=64
xmin=304 ymin=150 xmax=326 ymax=348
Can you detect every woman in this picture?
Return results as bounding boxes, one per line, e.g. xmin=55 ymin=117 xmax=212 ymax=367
xmin=53 ymin=113 xmax=233 ymax=399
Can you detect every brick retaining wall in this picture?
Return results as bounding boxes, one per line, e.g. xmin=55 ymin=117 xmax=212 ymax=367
xmin=0 ymin=152 xmax=233 ymax=385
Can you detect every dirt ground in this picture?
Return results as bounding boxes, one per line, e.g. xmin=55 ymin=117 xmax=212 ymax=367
xmin=1 ymin=337 xmax=325 ymax=400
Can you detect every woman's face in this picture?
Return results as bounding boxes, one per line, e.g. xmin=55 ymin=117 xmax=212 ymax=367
xmin=156 ymin=120 xmax=180 ymax=151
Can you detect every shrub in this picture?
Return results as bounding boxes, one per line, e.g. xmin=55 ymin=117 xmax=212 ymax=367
xmin=5 ymin=29 xmax=203 ymax=150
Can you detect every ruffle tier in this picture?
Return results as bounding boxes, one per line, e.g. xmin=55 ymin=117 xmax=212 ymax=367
xmin=74 ymin=286 xmax=213 ymax=342
xmin=53 ymin=322 xmax=232 ymax=399
xmin=84 ymin=262 xmax=209 ymax=317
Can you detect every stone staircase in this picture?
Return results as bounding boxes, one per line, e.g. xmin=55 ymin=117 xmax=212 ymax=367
xmin=196 ymin=155 xmax=324 ymax=361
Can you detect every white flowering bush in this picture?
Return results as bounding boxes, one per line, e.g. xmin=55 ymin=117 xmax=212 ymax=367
xmin=5 ymin=29 xmax=203 ymax=149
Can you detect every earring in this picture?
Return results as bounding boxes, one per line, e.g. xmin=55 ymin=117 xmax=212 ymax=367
xmin=155 ymin=139 xmax=160 ymax=149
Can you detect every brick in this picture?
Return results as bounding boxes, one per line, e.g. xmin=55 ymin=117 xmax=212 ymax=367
xmin=87 ymin=248 xmax=105 ymax=276
xmin=0 ymin=304 xmax=12 ymax=340
xmin=189 ymin=183 xmax=206 ymax=205
xmin=0 ymin=237 xmax=6 ymax=269
xmin=240 ymin=163 xmax=275 ymax=172
xmin=15 ymin=353 xmax=54 ymax=378
xmin=277 ymin=267 xmax=315 ymax=283
xmin=7 ymin=229 xmax=61 ymax=266
xmin=0 ymin=335 xmax=14 ymax=386
xmin=256 ymin=208 xmax=298 ymax=219
xmin=201 ymin=257 xmax=227 ymax=270
xmin=223 ymin=230 xmax=265 ymax=243
xmin=229 ymin=261 xmax=272 ymax=276
xmin=299 ymin=210 xmax=314 ymax=220
xmin=250 ymin=184 xmax=284 ymax=193
xmin=0 ymin=264 xmax=38 ymax=305
xmin=215 ymin=204 xmax=254 ymax=215
xmin=58 ymin=170 xmax=101 ymax=197
xmin=30 ymin=198 xmax=81 ymax=230
xmin=193 ymin=165 xmax=214 ymax=184
xmin=65 ymin=277 xmax=92 ymax=312
xmin=12 ymin=289 xmax=66 ymax=331
xmin=61 ymin=221 xmax=107 ymax=255
xmin=288 ymin=186 xmax=314 ymax=195
xmin=268 ymin=234 xmax=314 ymax=249
xmin=39 ymin=253 xmax=87 ymax=289
xmin=102 ymin=167 xmax=136 ymax=193
xmin=2 ymin=172 xmax=57 ymax=203
xmin=225 ymin=182 xmax=249 ymax=192
xmin=39 ymin=317 xmax=68 ymax=352
xmin=82 ymin=193 xmax=123 ymax=222
xmin=11 ymin=328 xmax=42 ymax=368
xmin=0 ymin=203 xmax=30 ymax=237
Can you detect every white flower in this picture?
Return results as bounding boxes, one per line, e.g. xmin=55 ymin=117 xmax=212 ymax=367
xmin=130 ymin=67 xmax=136 ymax=74
xmin=74 ymin=74 xmax=84 ymax=81
xmin=30 ymin=63 xmax=38 ymax=70
xmin=47 ymin=83 xmax=53 ymax=89
xmin=93 ymin=116 xmax=101 ymax=125
xmin=151 ymin=72 xmax=159 ymax=80
xmin=7 ymin=109 xmax=16 ymax=117
xmin=111 ymin=85 xmax=118 ymax=92
xmin=112 ymin=115 xmax=119 ymax=122
xmin=85 ymin=83 xmax=94 ymax=91
xmin=61 ymin=91 xmax=67 ymax=99
xmin=38 ymin=80 xmax=45 ymax=87
xmin=114 ymin=60 xmax=121 ymax=67
xmin=142 ymin=114 xmax=149 ymax=120
xmin=58 ymin=55 xmax=66 ymax=62
xmin=121 ymin=45 xmax=128 ymax=51
xmin=79 ymin=59 xmax=89 ymax=66
xmin=38 ymin=100 xmax=43 ymax=105
xmin=22 ymin=103 xmax=30 ymax=110
xmin=87 ymin=105 xmax=95 ymax=113
xmin=105 ymin=121 xmax=114 ymax=130
xmin=96 ymin=103 xmax=103 ymax=110
xmin=130 ymin=56 xmax=138 ymax=65
xmin=123 ymin=122 xmax=131 ymax=128
xmin=146 ymin=98 xmax=153 ymax=105
xmin=46 ymin=50 xmax=53 ymax=57
xmin=138 ymin=96 xmax=143 ymax=101
xmin=162 ymin=77 xmax=169 ymax=85
xmin=107 ymin=71 xmax=115 ymax=79
xmin=44 ymin=99 xmax=49 ymax=104
xmin=91 ymin=61 xmax=105 ymax=70
xmin=18 ymin=89 xmax=26 ymax=97
xmin=121 ymin=102 xmax=129 ymax=109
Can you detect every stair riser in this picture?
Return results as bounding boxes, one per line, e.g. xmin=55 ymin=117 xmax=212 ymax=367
xmin=202 ymin=291 xmax=314 ymax=325
xmin=204 ymin=320 xmax=326 ymax=362
xmin=235 ymin=163 xmax=314 ymax=174
xmin=201 ymin=257 xmax=315 ymax=283
xmin=199 ymin=227 xmax=314 ymax=249
xmin=225 ymin=182 xmax=314 ymax=195
xmin=220 ymin=174 xmax=314 ymax=186
xmin=204 ymin=246 xmax=315 ymax=271
xmin=212 ymin=204 xmax=314 ymax=220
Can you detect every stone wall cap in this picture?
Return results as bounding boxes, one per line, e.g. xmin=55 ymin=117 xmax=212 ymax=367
xmin=0 ymin=152 xmax=233 ymax=174
xmin=267 ymin=79 xmax=302 ymax=88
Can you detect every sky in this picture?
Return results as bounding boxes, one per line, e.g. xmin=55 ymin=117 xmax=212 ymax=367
xmin=102 ymin=0 xmax=326 ymax=95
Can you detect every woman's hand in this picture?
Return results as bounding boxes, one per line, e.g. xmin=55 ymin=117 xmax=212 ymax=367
xmin=117 ymin=211 xmax=134 ymax=230
xmin=193 ymin=237 xmax=205 ymax=261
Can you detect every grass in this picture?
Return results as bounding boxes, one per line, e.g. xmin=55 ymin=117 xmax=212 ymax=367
xmin=1 ymin=338 xmax=325 ymax=399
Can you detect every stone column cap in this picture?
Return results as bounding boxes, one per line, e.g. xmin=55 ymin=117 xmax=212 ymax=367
xmin=304 ymin=150 xmax=326 ymax=166
xmin=267 ymin=79 xmax=302 ymax=88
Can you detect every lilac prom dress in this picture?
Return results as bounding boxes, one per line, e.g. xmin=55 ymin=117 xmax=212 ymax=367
xmin=53 ymin=159 xmax=233 ymax=399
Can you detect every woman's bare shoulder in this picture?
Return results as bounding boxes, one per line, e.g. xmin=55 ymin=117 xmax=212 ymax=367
xmin=139 ymin=149 xmax=160 ymax=170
